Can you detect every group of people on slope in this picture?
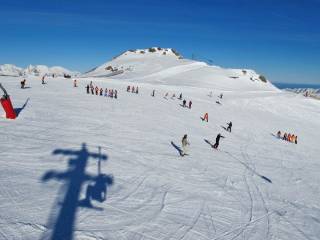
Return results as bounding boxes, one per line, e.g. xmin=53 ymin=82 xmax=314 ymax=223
xmin=277 ymin=131 xmax=298 ymax=144
xmin=86 ymin=82 xmax=118 ymax=99
xmin=127 ymin=85 xmax=139 ymax=94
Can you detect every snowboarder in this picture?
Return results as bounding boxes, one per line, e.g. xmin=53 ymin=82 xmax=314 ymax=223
xmin=86 ymin=84 xmax=90 ymax=94
xmin=213 ymin=133 xmax=225 ymax=149
xmin=201 ymin=113 xmax=208 ymax=122
xmin=188 ymin=100 xmax=192 ymax=109
xmin=182 ymin=99 xmax=186 ymax=107
xmin=226 ymin=122 xmax=232 ymax=132
xmin=74 ymin=79 xmax=77 ymax=87
xmin=151 ymin=89 xmax=155 ymax=97
xmin=20 ymin=79 xmax=26 ymax=89
xmin=178 ymin=93 xmax=182 ymax=100
xmin=181 ymin=134 xmax=190 ymax=156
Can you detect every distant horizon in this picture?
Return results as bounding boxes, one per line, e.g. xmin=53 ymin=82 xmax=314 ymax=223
xmin=1 ymin=0 xmax=319 ymax=84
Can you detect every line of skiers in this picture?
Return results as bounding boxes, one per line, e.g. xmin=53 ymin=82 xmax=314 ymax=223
xmin=86 ymin=82 xmax=118 ymax=99
xmin=277 ymin=131 xmax=298 ymax=144
xmin=127 ymin=85 xmax=139 ymax=94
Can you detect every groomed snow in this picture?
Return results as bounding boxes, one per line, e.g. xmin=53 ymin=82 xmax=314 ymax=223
xmin=0 ymin=69 xmax=320 ymax=239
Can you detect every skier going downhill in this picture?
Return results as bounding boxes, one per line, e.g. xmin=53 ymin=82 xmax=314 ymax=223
xmin=181 ymin=134 xmax=190 ymax=156
xmin=213 ymin=133 xmax=225 ymax=149
xmin=226 ymin=121 xmax=232 ymax=132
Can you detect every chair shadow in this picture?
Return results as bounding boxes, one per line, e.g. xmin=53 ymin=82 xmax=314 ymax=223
xmin=40 ymin=143 xmax=113 ymax=240
xmin=14 ymin=98 xmax=29 ymax=117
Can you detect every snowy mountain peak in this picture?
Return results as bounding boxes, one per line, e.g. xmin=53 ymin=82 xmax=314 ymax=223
xmin=0 ymin=64 xmax=79 ymax=77
xmin=113 ymin=47 xmax=183 ymax=60
xmin=82 ymin=48 xmax=275 ymax=91
xmin=0 ymin=64 xmax=23 ymax=76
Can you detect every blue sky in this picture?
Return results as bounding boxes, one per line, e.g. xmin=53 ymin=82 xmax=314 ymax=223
xmin=0 ymin=0 xmax=319 ymax=84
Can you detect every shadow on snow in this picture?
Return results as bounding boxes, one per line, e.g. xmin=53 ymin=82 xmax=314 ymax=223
xmin=14 ymin=98 xmax=29 ymax=117
xmin=41 ymin=143 xmax=113 ymax=240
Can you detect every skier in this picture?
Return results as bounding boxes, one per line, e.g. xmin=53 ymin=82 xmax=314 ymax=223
xmin=151 ymin=89 xmax=155 ymax=97
xmin=95 ymin=86 xmax=99 ymax=95
xmin=110 ymin=89 xmax=114 ymax=98
xmin=182 ymin=99 xmax=186 ymax=107
xmin=86 ymin=84 xmax=90 ymax=94
xmin=283 ymin=133 xmax=287 ymax=141
xmin=41 ymin=76 xmax=46 ymax=84
xmin=20 ymin=79 xmax=26 ymax=89
xmin=219 ymin=93 xmax=223 ymax=99
xmin=132 ymin=86 xmax=135 ymax=93
xmin=114 ymin=89 xmax=118 ymax=99
xmin=74 ymin=79 xmax=77 ymax=87
xmin=188 ymin=100 xmax=192 ymax=109
xmin=178 ymin=93 xmax=182 ymax=100
xmin=226 ymin=121 xmax=232 ymax=132
xmin=295 ymin=135 xmax=298 ymax=144
xmin=201 ymin=113 xmax=208 ymax=122
xmin=213 ymin=133 xmax=225 ymax=149
xmin=91 ymin=86 xmax=94 ymax=95
xmin=277 ymin=130 xmax=281 ymax=139
xmin=288 ymin=133 xmax=292 ymax=142
xmin=105 ymin=88 xmax=108 ymax=97
xmin=100 ymin=88 xmax=103 ymax=96
xmin=181 ymin=134 xmax=190 ymax=156
xmin=127 ymin=86 xmax=130 ymax=92
xmin=136 ymin=87 xmax=139 ymax=94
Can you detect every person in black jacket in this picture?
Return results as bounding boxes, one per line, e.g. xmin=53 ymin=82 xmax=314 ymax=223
xmin=213 ymin=133 xmax=225 ymax=149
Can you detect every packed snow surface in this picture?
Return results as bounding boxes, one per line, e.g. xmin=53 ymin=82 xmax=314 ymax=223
xmin=0 ymin=60 xmax=320 ymax=240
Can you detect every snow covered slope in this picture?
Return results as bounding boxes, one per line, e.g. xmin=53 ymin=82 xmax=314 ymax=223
xmin=0 ymin=74 xmax=319 ymax=240
xmin=285 ymin=88 xmax=320 ymax=99
xmin=0 ymin=64 xmax=23 ymax=76
xmin=83 ymin=47 xmax=277 ymax=91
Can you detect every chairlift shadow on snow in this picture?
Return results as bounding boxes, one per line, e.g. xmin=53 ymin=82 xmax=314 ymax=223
xmin=14 ymin=98 xmax=29 ymax=117
xmin=41 ymin=143 xmax=114 ymax=240
xmin=204 ymin=139 xmax=214 ymax=148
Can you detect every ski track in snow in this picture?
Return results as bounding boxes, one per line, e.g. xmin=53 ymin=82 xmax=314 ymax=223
xmin=0 ymin=75 xmax=320 ymax=240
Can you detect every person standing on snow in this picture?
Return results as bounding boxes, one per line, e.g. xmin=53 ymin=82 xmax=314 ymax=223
xmin=86 ymin=84 xmax=90 ymax=94
xmin=21 ymin=79 xmax=26 ymax=89
xmin=227 ymin=122 xmax=232 ymax=132
xmin=213 ymin=133 xmax=225 ymax=149
xmin=182 ymin=99 xmax=187 ymax=107
xmin=178 ymin=93 xmax=182 ymax=100
xmin=136 ymin=87 xmax=139 ymax=94
xmin=114 ymin=89 xmax=118 ymax=99
xmin=74 ymin=79 xmax=77 ymax=87
xmin=151 ymin=89 xmax=155 ymax=97
xmin=100 ymin=88 xmax=103 ymax=96
xmin=95 ymin=86 xmax=99 ymax=95
xmin=188 ymin=100 xmax=192 ymax=109
xmin=277 ymin=130 xmax=281 ymax=139
xmin=181 ymin=134 xmax=190 ymax=156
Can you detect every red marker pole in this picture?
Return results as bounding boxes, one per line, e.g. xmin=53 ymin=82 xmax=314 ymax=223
xmin=0 ymin=83 xmax=16 ymax=119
